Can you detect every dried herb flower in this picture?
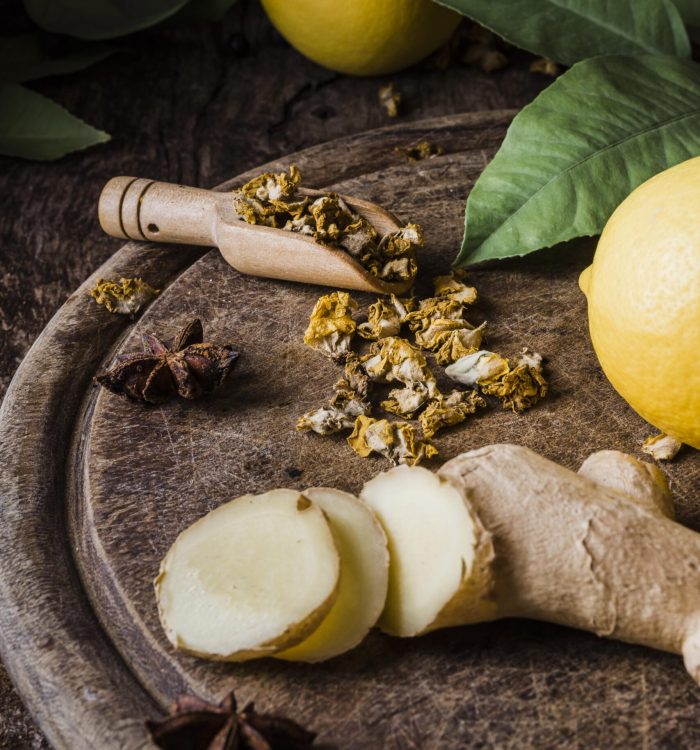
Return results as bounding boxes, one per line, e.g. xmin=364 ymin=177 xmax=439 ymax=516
xmin=232 ymin=168 xmax=421 ymax=283
xmin=530 ymin=57 xmax=559 ymax=77
xmin=445 ymin=350 xmax=510 ymax=387
xmin=378 ymin=82 xmax=401 ymax=117
xmin=297 ymin=355 xmax=372 ymax=434
xmin=434 ymin=324 xmax=486 ymax=365
xmin=303 ymin=291 xmax=358 ymax=360
xmin=146 ymin=689 xmax=316 ymax=750
xmin=481 ymin=349 xmax=548 ymax=412
xmin=348 ymin=415 xmax=437 ymax=466
xmin=419 ymin=390 xmax=486 ymax=439
xmin=404 ymin=296 xmax=485 ymax=359
xmin=642 ymin=433 xmax=683 ymax=461
xmin=462 ymin=25 xmax=508 ymax=73
xmin=90 ymin=277 xmax=159 ymax=315
xmin=380 ymin=383 xmax=435 ymax=418
xmin=357 ymin=294 xmax=416 ymax=340
xmin=361 ymin=336 xmax=438 ymax=396
xmin=95 ymin=318 xmax=239 ymax=404
xmin=445 ymin=349 xmax=548 ymax=413
xmin=395 ymin=141 xmax=445 ymax=162
xmin=433 ymin=271 xmax=478 ymax=305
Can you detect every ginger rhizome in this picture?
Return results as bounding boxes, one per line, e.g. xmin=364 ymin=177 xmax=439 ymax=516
xmin=156 ymin=444 xmax=700 ymax=688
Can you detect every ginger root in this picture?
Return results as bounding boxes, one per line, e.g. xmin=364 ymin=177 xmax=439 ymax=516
xmin=437 ymin=444 xmax=700 ymax=684
xmin=156 ymin=444 xmax=700 ymax=685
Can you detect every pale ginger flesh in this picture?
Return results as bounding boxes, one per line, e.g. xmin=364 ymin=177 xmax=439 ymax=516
xmin=275 ymin=487 xmax=389 ymax=662
xmin=155 ymin=489 xmax=340 ymax=661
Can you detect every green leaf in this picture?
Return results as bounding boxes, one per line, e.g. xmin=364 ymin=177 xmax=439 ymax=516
xmin=0 ymin=84 xmax=110 ymax=160
xmin=0 ymin=34 xmax=113 ymax=83
xmin=22 ymin=0 xmax=189 ymax=40
xmin=433 ymin=0 xmax=690 ymax=65
xmin=455 ymin=55 xmax=700 ymax=267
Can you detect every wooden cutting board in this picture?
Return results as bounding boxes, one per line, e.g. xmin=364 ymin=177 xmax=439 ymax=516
xmin=1 ymin=111 xmax=698 ymax=750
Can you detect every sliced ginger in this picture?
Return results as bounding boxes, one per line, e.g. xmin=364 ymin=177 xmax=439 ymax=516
xmin=155 ymin=489 xmax=339 ymax=661
xmin=360 ymin=465 xmax=495 ymax=637
xmin=276 ymin=488 xmax=389 ymax=662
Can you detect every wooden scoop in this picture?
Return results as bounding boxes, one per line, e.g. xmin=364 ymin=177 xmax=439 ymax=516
xmin=98 ymin=177 xmax=413 ymax=294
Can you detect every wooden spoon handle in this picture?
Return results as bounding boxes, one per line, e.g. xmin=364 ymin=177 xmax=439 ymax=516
xmin=98 ymin=177 xmax=222 ymax=246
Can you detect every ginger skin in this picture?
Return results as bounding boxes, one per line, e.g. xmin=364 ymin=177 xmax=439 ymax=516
xmin=438 ymin=445 xmax=700 ymax=685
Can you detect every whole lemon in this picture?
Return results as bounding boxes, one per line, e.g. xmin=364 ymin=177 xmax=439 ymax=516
xmin=579 ymin=156 xmax=700 ymax=448
xmin=260 ymin=0 xmax=462 ymax=76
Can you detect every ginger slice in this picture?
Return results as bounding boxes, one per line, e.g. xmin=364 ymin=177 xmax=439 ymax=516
xmin=276 ymin=488 xmax=389 ymax=662
xmin=361 ymin=465 xmax=496 ymax=637
xmin=155 ymin=489 xmax=339 ymax=661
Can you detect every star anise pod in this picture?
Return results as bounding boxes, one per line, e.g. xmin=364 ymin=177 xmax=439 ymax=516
xmin=145 ymin=690 xmax=316 ymax=750
xmin=95 ymin=318 xmax=239 ymax=404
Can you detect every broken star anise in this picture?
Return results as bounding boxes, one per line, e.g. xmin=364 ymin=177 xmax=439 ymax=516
xmin=95 ymin=318 xmax=239 ymax=404
xmin=145 ymin=690 xmax=317 ymax=750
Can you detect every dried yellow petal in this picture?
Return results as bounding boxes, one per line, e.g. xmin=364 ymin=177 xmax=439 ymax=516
xmin=296 ymin=404 xmax=358 ymax=435
xmin=433 ymin=272 xmax=478 ymax=305
xmin=445 ymin=350 xmax=510 ymax=387
xmin=357 ymin=295 xmax=416 ymax=340
xmin=462 ymin=26 xmax=508 ymax=73
xmin=530 ymin=57 xmax=559 ymax=77
xmin=90 ymin=277 xmax=159 ymax=315
xmin=419 ymin=390 xmax=486 ymax=439
xmin=303 ymin=291 xmax=357 ymax=360
xmin=361 ymin=337 xmax=438 ymax=396
xmin=405 ymin=296 xmax=483 ymax=353
xmin=347 ymin=415 xmax=437 ymax=466
xmin=641 ymin=433 xmax=683 ymax=461
xmin=233 ymin=166 xmax=420 ymax=283
xmin=479 ymin=349 xmax=548 ymax=413
xmin=394 ymin=140 xmax=445 ymax=163
xmin=434 ymin=324 xmax=486 ymax=365
xmin=358 ymin=299 xmax=402 ymax=340
xmin=378 ymin=82 xmax=401 ymax=117
xmin=406 ymin=297 xmax=464 ymax=334
xmin=381 ymin=383 xmax=435 ymax=418
xmin=296 ymin=355 xmax=372 ymax=434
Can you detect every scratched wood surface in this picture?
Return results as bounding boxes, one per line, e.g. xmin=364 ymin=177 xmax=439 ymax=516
xmin=1 ymin=109 xmax=699 ymax=750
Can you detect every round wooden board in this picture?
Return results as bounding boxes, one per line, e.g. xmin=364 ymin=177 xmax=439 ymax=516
xmin=1 ymin=112 xmax=699 ymax=750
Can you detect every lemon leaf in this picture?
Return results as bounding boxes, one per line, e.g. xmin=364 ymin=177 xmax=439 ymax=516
xmin=0 ymin=84 xmax=110 ymax=160
xmin=22 ymin=0 xmax=189 ymax=40
xmin=434 ymin=0 xmax=690 ymax=65
xmin=0 ymin=34 xmax=113 ymax=84
xmin=455 ymin=55 xmax=700 ymax=268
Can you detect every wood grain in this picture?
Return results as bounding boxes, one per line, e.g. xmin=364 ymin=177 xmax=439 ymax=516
xmin=0 ymin=2 xmax=549 ymax=743
xmin=1 ymin=109 xmax=698 ymax=750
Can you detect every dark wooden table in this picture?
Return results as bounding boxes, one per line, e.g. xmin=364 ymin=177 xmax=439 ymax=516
xmin=0 ymin=2 xmax=553 ymax=745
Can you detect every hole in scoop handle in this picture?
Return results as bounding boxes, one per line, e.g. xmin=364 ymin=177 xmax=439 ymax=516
xmin=98 ymin=176 xmax=221 ymax=247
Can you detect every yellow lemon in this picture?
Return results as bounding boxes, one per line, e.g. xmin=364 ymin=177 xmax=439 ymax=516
xmin=260 ymin=0 xmax=462 ymax=76
xmin=579 ymin=156 xmax=700 ymax=448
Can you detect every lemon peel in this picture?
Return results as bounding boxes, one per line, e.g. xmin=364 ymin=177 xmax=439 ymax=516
xmin=260 ymin=0 xmax=461 ymax=77
xmin=580 ymin=156 xmax=700 ymax=448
